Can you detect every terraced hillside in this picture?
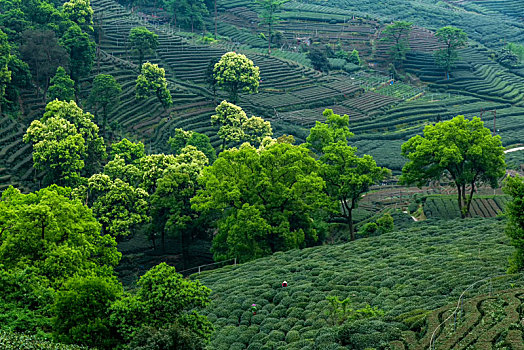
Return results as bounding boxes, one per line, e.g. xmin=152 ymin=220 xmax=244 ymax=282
xmin=195 ymin=218 xmax=523 ymax=349
xmin=391 ymin=288 xmax=524 ymax=350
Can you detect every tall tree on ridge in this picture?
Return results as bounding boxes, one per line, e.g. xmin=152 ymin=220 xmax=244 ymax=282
xmin=256 ymin=0 xmax=290 ymax=55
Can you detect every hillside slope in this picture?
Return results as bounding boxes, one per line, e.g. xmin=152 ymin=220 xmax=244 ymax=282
xmin=196 ymin=218 xmax=523 ymax=349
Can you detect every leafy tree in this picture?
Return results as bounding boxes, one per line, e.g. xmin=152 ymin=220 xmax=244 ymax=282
xmin=400 ymin=115 xmax=505 ymax=218
xmin=110 ymin=138 xmax=146 ymax=163
xmin=504 ymin=175 xmax=524 ymax=273
xmin=74 ymin=174 xmax=150 ymax=237
xmin=47 ymin=66 xmax=75 ymax=102
xmin=136 ymin=62 xmax=172 ymax=112
xmin=0 ymin=185 xmax=121 ymax=335
xmin=62 ymin=0 xmax=94 ymax=33
xmin=256 ymin=0 xmax=290 ymax=55
xmin=88 ymin=74 xmax=122 ymax=137
xmin=164 ymin=0 xmax=189 ymax=28
xmin=60 ymin=24 xmax=96 ymax=88
xmin=169 ymin=128 xmax=216 ymax=163
xmin=376 ymin=213 xmax=394 ymax=234
xmin=211 ymin=100 xmax=248 ymax=150
xmin=20 ymin=29 xmax=68 ymax=98
xmin=42 ymin=99 xmax=106 ymax=175
xmin=307 ymin=46 xmax=330 ymax=72
xmin=242 ymin=115 xmax=273 ymax=147
xmin=129 ymin=323 xmax=206 ymax=350
xmin=213 ymin=52 xmax=260 ymax=103
xmin=434 ymin=26 xmax=468 ymax=79
xmin=150 ymin=146 xmax=208 ymax=253
xmin=0 ymin=28 xmax=11 ymax=105
xmin=52 ymin=275 xmax=122 ymax=349
xmin=110 ymin=263 xmax=213 ymax=344
xmin=347 ymin=49 xmax=360 ymax=65
xmin=24 ymin=116 xmax=86 ymax=186
xmin=5 ymin=55 xmax=31 ymax=111
xmin=192 ymin=142 xmax=330 ymax=262
xmin=320 ymin=142 xmax=390 ymax=240
xmin=104 ymin=154 xmax=143 ymax=186
xmin=381 ymin=21 xmax=413 ymax=67
xmin=187 ymin=0 xmax=208 ymax=32
xmin=306 ymin=108 xmax=353 ymax=155
xmin=205 ymin=57 xmax=219 ymax=98
xmin=138 ymin=153 xmax=179 ymax=194
xmin=128 ymin=26 xmax=158 ymax=67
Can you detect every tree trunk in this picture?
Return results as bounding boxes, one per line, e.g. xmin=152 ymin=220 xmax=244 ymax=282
xmin=465 ymin=183 xmax=476 ymax=218
xmin=457 ymin=185 xmax=464 ymax=219
xmin=348 ymin=210 xmax=354 ymax=241
xmin=102 ymin=105 xmax=107 ymax=139
xmin=268 ymin=21 xmax=272 ymax=55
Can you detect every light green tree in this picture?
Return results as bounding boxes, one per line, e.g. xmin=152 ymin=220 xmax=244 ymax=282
xmin=109 ymin=263 xmax=213 ymax=345
xmin=192 ymin=142 xmax=330 ymax=262
xmin=381 ymin=21 xmax=413 ymax=67
xmin=434 ymin=26 xmax=468 ymax=79
xmin=213 ymin=52 xmax=260 ymax=103
xmin=306 ymin=108 xmax=353 ymax=155
xmin=136 ymin=62 xmax=172 ymax=113
xmin=400 ymin=115 xmax=505 ymax=218
xmin=211 ymin=100 xmax=248 ymax=150
xmin=42 ymin=99 xmax=106 ymax=174
xmin=24 ymin=116 xmax=86 ymax=186
xmin=62 ymin=0 xmax=94 ymax=33
xmin=242 ymin=115 xmax=273 ymax=147
xmin=47 ymin=66 xmax=75 ymax=102
xmin=256 ymin=0 xmax=290 ymax=55
xmin=503 ymin=175 xmax=524 ymax=273
xmin=109 ymin=138 xmax=146 ymax=163
xmin=128 ymin=26 xmax=158 ymax=67
xmin=87 ymin=74 xmax=121 ymax=137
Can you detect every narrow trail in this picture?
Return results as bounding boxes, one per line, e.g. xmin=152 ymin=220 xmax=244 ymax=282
xmin=504 ymin=146 xmax=524 ymax=153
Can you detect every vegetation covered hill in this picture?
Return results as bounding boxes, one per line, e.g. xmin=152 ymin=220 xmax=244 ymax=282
xmin=196 ymin=218 xmax=523 ymax=349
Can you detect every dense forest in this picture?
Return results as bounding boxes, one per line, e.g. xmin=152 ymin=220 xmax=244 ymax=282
xmin=0 ymin=0 xmax=524 ymax=349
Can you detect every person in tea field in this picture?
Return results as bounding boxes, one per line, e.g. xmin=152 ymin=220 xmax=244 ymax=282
xmin=282 ymin=281 xmax=288 ymax=287
xmin=251 ymin=303 xmax=257 ymax=315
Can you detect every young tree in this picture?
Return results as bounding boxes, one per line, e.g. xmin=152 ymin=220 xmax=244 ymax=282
xmin=256 ymin=0 xmax=289 ymax=55
xmin=88 ymin=74 xmax=122 ymax=137
xmin=400 ymin=115 xmax=505 ymax=218
xmin=60 ymin=24 xmax=96 ymax=89
xmin=381 ymin=21 xmax=413 ymax=67
xmin=136 ymin=62 xmax=172 ymax=112
xmin=503 ymin=176 xmax=524 ymax=273
xmin=20 ymin=29 xmax=68 ymax=99
xmin=347 ymin=49 xmax=360 ymax=65
xmin=128 ymin=26 xmax=158 ymax=67
xmin=192 ymin=142 xmax=330 ymax=262
xmin=47 ymin=66 xmax=75 ymax=102
xmin=242 ymin=115 xmax=273 ymax=147
xmin=434 ymin=26 xmax=468 ymax=79
xmin=109 ymin=263 xmax=213 ymax=345
xmin=307 ymin=46 xmax=330 ymax=72
xmin=213 ymin=52 xmax=260 ymax=103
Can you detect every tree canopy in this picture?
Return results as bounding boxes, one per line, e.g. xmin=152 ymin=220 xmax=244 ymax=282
xmin=128 ymin=26 xmax=158 ymax=67
xmin=434 ymin=26 xmax=468 ymax=78
xmin=88 ymin=73 xmax=122 ymax=137
xmin=213 ymin=52 xmax=260 ymax=103
xmin=256 ymin=0 xmax=290 ymax=55
xmin=381 ymin=21 xmax=413 ymax=67
xmin=47 ymin=66 xmax=75 ymax=102
xmin=400 ymin=115 xmax=505 ymax=218
xmin=136 ymin=61 xmax=172 ymax=112
xmin=504 ymin=175 xmax=524 ymax=273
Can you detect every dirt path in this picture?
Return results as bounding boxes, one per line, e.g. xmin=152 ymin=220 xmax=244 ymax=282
xmin=505 ymin=146 xmax=524 ymax=154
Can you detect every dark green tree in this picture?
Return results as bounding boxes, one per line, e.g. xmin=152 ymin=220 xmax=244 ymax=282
xmin=256 ymin=0 xmax=290 ymax=55
xmin=47 ymin=66 xmax=75 ymax=102
xmin=307 ymin=46 xmax=330 ymax=72
xmin=0 ymin=28 xmax=11 ymax=115
xmin=434 ymin=26 xmax=468 ymax=79
xmin=129 ymin=26 xmax=158 ymax=67
xmin=88 ymin=74 xmax=122 ymax=137
xmin=59 ymin=24 xmax=96 ymax=89
xmin=381 ymin=21 xmax=413 ymax=67
xmin=400 ymin=115 xmax=505 ymax=218
xmin=169 ymin=128 xmax=216 ymax=163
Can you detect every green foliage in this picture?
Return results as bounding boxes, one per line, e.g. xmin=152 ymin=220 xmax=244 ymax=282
xmin=110 ymin=263 xmax=212 ymax=344
xmin=87 ymin=74 xmax=121 ymax=136
xmin=129 ymin=323 xmax=206 ymax=350
xmin=504 ymin=175 xmax=524 ymax=273
xmin=307 ymin=46 xmax=330 ymax=72
xmin=337 ymin=319 xmax=402 ymax=349
xmin=376 ymin=213 xmax=394 ymax=234
xmin=0 ymin=331 xmax=88 ymax=350
xmin=306 ymin=109 xmax=353 ymax=155
xmin=506 ymin=42 xmax=524 ymax=62
xmin=400 ymin=115 xmax=505 ymax=218
xmin=434 ymin=26 xmax=468 ymax=76
xmin=347 ymin=49 xmax=361 ymax=66
xmin=192 ymin=142 xmax=330 ymax=262
xmin=213 ymin=52 xmax=260 ymax=103
xmin=358 ymin=222 xmax=378 ymax=237
xmin=62 ymin=0 xmax=94 ymax=33
xmin=59 ymin=24 xmax=95 ymax=86
xmin=109 ymin=138 xmax=146 ymax=163
xmin=256 ymin=0 xmax=290 ymax=54
xmin=47 ymin=67 xmax=75 ymax=102
xmin=52 ymin=275 xmax=122 ymax=348
xmin=211 ymin=101 xmax=245 ymax=150
xmin=136 ymin=62 xmax=172 ymax=111
xmin=381 ymin=21 xmax=413 ymax=66
xmin=0 ymin=28 xmax=11 ymax=114
xmin=128 ymin=26 xmax=158 ymax=67
xmin=169 ymin=128 xmax=216 ymax=163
